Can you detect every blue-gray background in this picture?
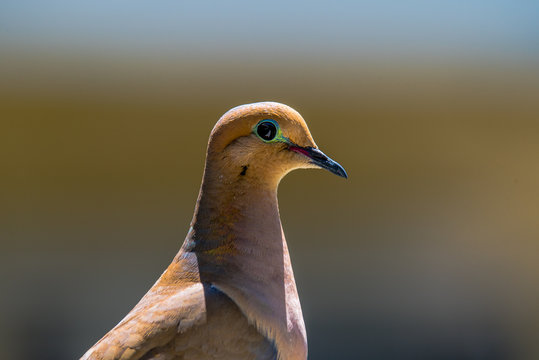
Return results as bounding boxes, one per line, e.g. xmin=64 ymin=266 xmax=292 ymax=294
xmin=1 ymin=1 xmax=539 ymax=359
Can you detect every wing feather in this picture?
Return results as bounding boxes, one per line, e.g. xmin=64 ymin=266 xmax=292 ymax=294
xmin=81 ymin=282 xmax=206 ymax=360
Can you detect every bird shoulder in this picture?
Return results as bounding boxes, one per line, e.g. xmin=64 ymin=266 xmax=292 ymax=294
xmin=80 ymin=279 xmax=207 ymax=360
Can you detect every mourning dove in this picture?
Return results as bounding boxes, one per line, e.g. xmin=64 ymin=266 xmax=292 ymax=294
xmin=81 ymin=102 xmax=347 ymax=360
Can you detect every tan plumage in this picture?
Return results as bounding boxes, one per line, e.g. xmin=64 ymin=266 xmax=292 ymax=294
xmin=81 ymin=102 xmax=346 ymax=360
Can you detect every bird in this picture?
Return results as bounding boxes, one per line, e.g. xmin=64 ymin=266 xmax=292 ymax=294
xmin=81 ymin=102 xmax=347 ymax=360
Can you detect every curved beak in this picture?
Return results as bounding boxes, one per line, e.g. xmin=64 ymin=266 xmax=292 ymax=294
xmin=289 ymin=145 xmax=348 ymax=179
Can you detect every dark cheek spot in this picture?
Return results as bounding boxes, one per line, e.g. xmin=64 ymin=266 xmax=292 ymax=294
xmin=240 ymin=165 xmax=248 ymax=176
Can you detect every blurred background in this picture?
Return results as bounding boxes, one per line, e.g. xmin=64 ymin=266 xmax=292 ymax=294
xmin=1 ymin=1 xmax=539 ymax=359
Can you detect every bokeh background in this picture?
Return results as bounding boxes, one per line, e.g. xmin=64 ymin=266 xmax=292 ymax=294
xmin=2 ymin=1 xmax=539 ymax=359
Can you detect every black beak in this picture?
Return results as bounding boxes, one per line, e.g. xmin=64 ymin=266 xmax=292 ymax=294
xmin=289 ymin=146 xmax=348 ymax=179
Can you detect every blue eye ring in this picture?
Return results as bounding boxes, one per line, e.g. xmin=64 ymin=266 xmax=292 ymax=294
xmin=254 ymin=119 xmax=281 ymax=142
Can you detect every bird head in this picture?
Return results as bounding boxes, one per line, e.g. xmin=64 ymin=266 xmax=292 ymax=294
xmin=206 ymin=102 xmax=347 ymax=187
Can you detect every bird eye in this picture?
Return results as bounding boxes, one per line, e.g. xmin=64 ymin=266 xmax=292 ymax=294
xmin=256 ymin=120 xmax=277 ymax=141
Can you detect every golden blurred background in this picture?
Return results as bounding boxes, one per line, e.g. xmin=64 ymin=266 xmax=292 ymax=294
xmin=1 ymin=1 xmax=539 ymax=359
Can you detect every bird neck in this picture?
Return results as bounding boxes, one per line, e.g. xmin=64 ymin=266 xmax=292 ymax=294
xmin=180 ymin=159 xmax=307 ymax=359
xmin=189 ymin=157 xmax=283 ymax=257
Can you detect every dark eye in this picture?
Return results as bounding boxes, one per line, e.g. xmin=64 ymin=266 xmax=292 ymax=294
xmin=256 ymin=120 xmax=277 ymax=141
